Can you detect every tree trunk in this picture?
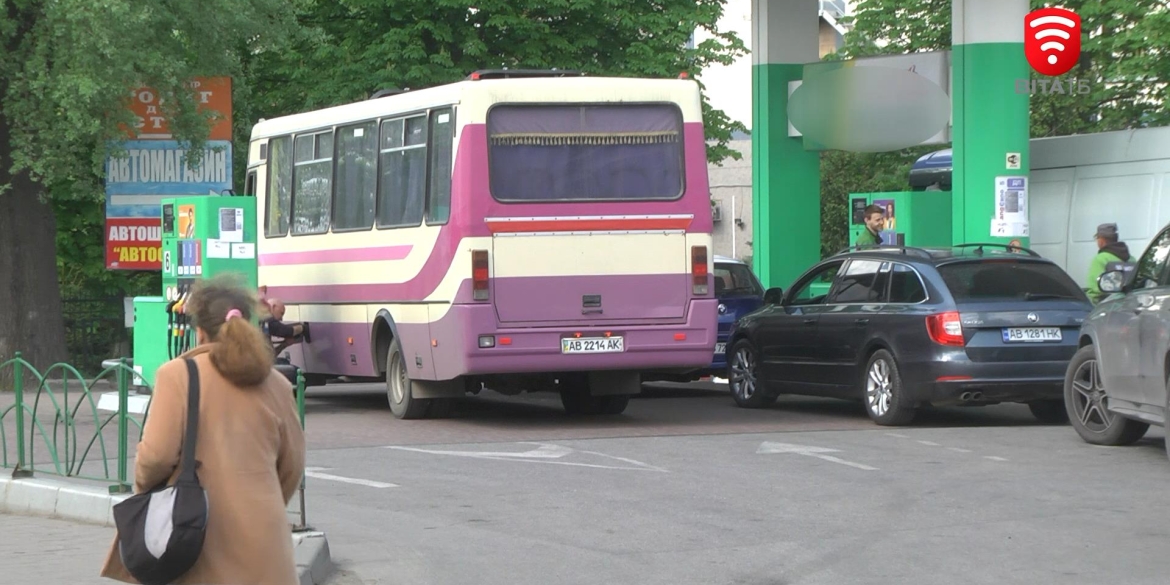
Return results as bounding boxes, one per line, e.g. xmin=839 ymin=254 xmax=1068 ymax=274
xmin=0 ymin=111 xmax=69 ymax=390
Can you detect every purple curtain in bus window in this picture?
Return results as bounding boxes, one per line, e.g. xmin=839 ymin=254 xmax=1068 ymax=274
xmin=487 ymin=105 xmax=685 ymax=201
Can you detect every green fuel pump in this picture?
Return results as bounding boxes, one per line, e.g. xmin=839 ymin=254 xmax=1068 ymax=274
xmin=848 ymin=191 xmax=953 ymax=249
xmin=131 ymin=194 xmax=258 ymax=388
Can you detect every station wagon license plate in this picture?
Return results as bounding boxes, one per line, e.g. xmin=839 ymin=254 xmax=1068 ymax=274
xmin=562 ymin=337 xmax=625 ymax=354
xmin=1002 ymin=327 xmax=1062 ymax=343
xmin=715 ymin=342 xmax=727 ymax=355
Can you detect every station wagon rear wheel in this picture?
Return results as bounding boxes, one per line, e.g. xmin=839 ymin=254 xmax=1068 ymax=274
xmin=729 ymin=340 xmax=776 ymax=408
xmin=864 ymin=350 xmax=917 ymax=426
xmin=1063 ymin=345 xmax=1148 ymax=446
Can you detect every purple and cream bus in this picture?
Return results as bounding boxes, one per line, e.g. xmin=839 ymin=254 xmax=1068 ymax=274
xmin=247 ymin=70 xmax=717 ymax=418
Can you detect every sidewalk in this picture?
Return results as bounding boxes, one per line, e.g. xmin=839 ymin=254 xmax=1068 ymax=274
xmin=3 ymin=514 xmax=112 ymax=584
xmin=1 ymin=474 xmax=333 ymax=585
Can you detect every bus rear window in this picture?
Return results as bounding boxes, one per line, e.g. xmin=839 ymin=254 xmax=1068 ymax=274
xmin=487 ymin=104 xmax=684 ymax=202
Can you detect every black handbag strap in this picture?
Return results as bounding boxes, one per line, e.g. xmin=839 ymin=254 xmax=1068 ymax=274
xmin=177 ymin=358 xmax=201 ymax=484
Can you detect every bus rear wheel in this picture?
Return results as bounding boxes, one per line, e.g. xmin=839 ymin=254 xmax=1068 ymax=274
xmin=386 ymin=338 xmax=432 ymax=420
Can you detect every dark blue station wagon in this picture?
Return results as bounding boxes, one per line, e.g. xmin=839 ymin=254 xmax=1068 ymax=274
xmin=726 ymin=244 xmax=1093 ymax=426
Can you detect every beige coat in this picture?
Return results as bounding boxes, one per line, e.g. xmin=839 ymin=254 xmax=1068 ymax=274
xmin=101 ymin=345 xmax=306 ymax=585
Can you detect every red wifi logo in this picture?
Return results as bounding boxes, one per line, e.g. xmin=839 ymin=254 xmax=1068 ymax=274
xmin=1024 ymin=7 xmax=1081 ymax=76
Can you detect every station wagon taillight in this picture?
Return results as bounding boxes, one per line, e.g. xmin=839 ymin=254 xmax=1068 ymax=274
xmin=692 ymin=246 xmax=709 ymax=295
xmin=926 ymin=312 xmax=965 ymax=346
xmin=472 ymin=250 xmax=490 ymax=301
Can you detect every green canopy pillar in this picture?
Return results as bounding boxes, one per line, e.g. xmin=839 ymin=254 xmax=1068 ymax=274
xmin=952 ymin=0 xmax=1032 ymax=246
xmin=751 ymin=0 xmax=821 ymax=289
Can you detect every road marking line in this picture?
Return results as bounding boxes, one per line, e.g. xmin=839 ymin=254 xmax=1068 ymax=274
xmin=756 ymin=442 xmax=878 ymax=471
xmin=387 ymin=443 xmax=573 ymax=459
xmin=917 ymin=440 xmax=941 ymax=446
xmin=947 ymin=447 xmax=973 ymax=453
xmin=983 ymin=456 xmax=1009 ymax=462
xmin=809 ymin=454 xmax=879 ymax=471
xmin=575 ymin=449 xmax=669 ymax=472
xmin=885 ymin=433 xmax=911 ymax=439
xmin=386 ymin=443 xmax=667 ymax=472
xmin=304 ymin=467 xmax=398 ymax=488
xmin=475 ymin=456 xmax=667 ymax=472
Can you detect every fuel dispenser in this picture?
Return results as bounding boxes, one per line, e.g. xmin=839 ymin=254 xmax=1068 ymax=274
xmin=131 ymin=194 xmax=258 ymax=388
xmin=848 ymin=191 xmax=953 ymax=249
xmin=844 ymin=148 xmax=956 ymax=250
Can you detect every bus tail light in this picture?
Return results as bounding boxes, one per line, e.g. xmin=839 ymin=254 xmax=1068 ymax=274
xmin=472 ymin=250 xmax=490 ymax=301
xmin=926 ymin=312 xmax=965 ymax=346
xmin=692 ymin=246 xmax=709 ymax=295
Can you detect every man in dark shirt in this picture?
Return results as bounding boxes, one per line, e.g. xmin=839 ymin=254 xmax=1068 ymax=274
xmin=263 ymin=299 xmax=308 ymax=355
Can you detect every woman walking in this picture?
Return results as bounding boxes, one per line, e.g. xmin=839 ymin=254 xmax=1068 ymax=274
xmin=102 ymin=274 xmax=306 ymax=585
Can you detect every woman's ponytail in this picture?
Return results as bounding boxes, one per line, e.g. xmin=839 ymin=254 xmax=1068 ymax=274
xmin=209 ymin=314 xmax=274 ymax=387
xmin=186 ymin=274 xmax=275 ymax=387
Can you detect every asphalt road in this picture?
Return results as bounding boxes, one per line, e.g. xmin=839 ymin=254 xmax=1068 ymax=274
xmin=302 ymin=382 xmax=1170 ymax=585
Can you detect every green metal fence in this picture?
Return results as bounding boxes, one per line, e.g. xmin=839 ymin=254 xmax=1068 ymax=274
xmin=0 ymin=353 xmax=146 ymax=493
xmin=0 ymin=353 xmax=308 ymax=528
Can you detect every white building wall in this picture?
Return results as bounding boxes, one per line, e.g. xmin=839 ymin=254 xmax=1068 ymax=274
xmin=709 ymin=139 xmax=755 ymax=261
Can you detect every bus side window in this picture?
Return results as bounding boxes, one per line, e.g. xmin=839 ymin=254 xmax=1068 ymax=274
xmin=291 ymin=130 xmax=334 ymax=235
xmin=245 ymin=170 xmax=256 ymax=197
xmin=265 ymin=136 xmax=293 ymax=237
xmin=333 ymin=121 xmax=377 ymax=231
xmin=427 ymin=107 xmax=454 ymax=225
xmin=377 ymin=116 xmax=427 ymax=228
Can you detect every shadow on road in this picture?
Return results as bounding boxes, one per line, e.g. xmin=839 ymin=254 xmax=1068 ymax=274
xmin=300 ymin=379 xmax=1049 ymax=435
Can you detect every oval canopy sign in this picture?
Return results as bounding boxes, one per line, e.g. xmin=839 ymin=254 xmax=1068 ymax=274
xmin=788 ymin=62 xmax=951 ymax=153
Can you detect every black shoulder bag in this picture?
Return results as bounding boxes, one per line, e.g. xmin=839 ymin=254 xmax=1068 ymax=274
xmin=112 ymin=358 xmax=209 ymax=585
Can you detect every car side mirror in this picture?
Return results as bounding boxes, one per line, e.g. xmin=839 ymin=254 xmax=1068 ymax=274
xmin=763 ymin=287 xmax=784 ymax=305
xmin=1098 ymin=270 xmax=1126 ymax=294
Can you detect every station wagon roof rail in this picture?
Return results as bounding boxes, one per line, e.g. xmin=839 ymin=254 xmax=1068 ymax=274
xmin=833 ymin=245 xmax=935 ymax=259
xmin=951 ymin=242 xmax=1041 ymax=257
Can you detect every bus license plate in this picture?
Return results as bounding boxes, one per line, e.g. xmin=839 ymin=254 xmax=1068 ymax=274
xmin=1002 ymin=327 xmax=1062 ymax=343
xmin=562 ymin=337 xmax=625 ymax=354
xmin=715 ymin=342 xmax=727 ymax=355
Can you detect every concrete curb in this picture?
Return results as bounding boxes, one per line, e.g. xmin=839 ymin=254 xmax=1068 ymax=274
xmin=293 ymin=530 xmax=334 ymax=585
xmin=0 ymin=475 xmax=332 ymax=584
xmin=0 ymin=475 xmax=127 ymax=526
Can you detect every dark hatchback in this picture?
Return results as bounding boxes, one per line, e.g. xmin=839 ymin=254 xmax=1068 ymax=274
xmin=726 ymin=244 xmax=1093 ymax=426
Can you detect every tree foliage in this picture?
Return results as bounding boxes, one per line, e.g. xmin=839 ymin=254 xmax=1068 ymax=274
xmin=3 ymin=0 xmax=301 ymax=196
xmin=1 ymin=0 xmax=300 ymax=374
xmin=243 ymin=0 xmax=748 ymax=164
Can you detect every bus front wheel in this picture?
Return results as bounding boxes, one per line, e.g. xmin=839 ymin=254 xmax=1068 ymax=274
xmin=386 ymin=338 xmax=432 ymax=420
